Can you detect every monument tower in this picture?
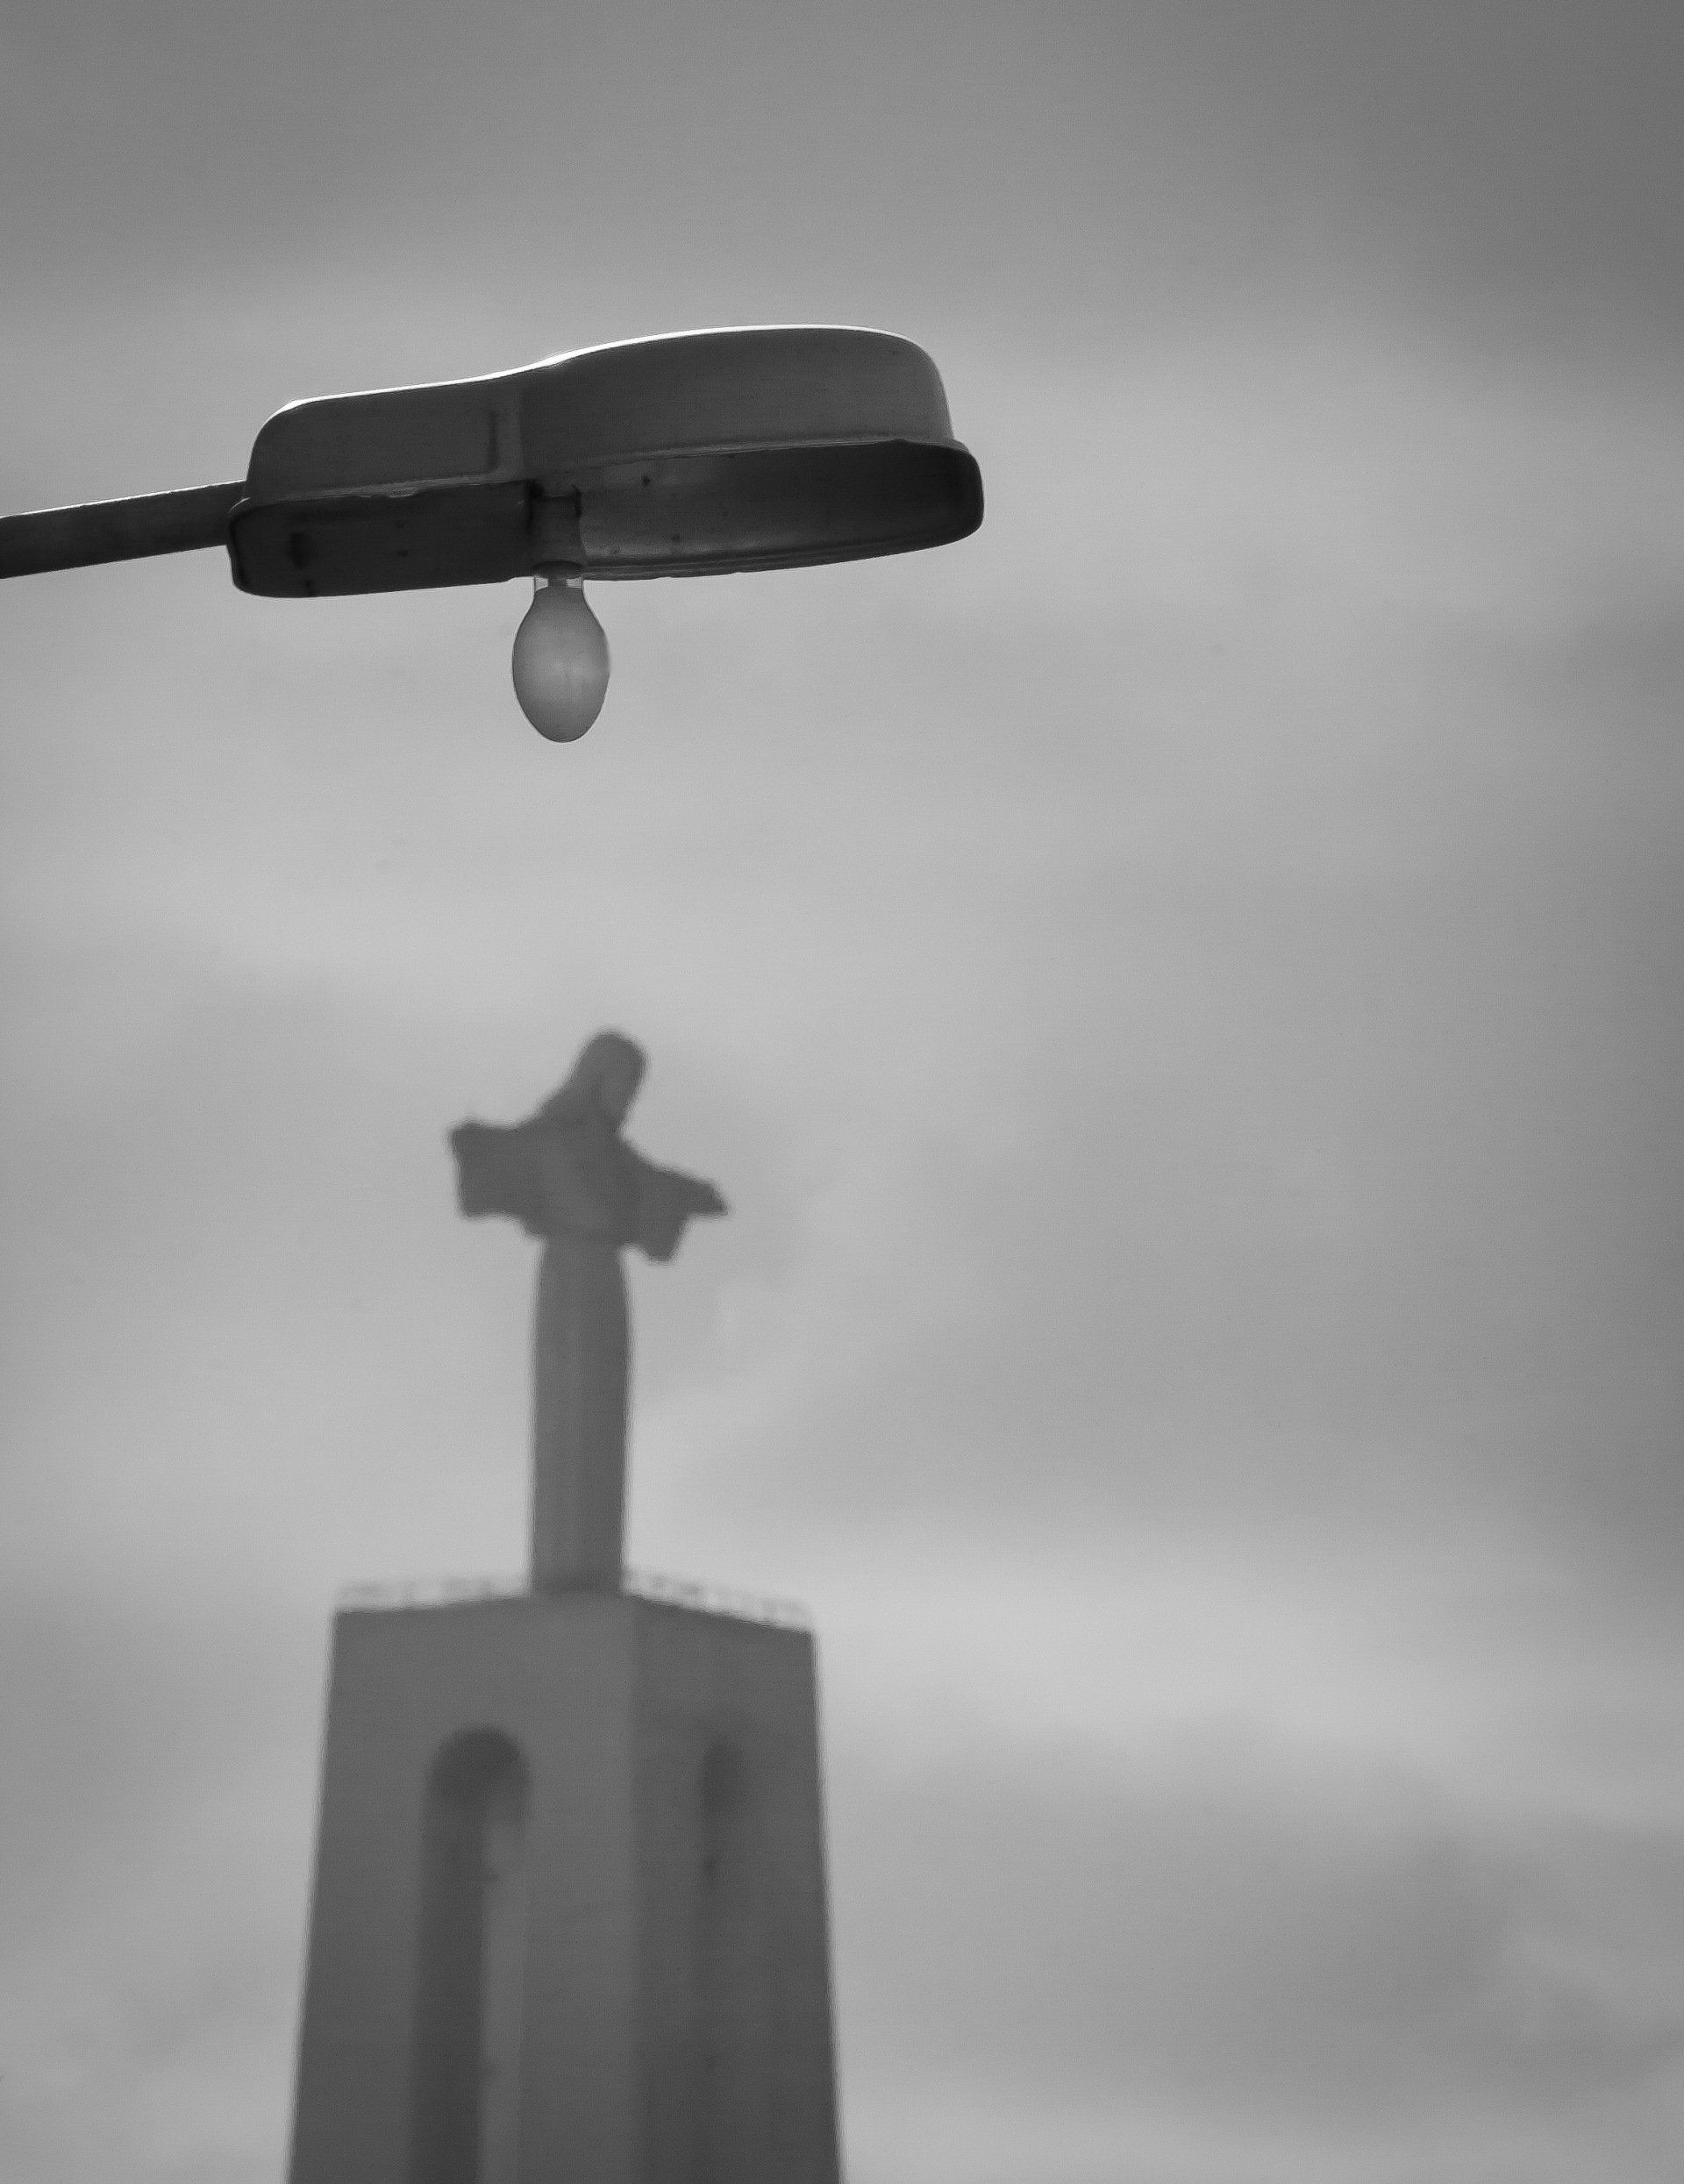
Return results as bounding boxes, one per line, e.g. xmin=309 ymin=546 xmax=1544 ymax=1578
xmin=287 ymin=1034 xmax=841 ymax=2184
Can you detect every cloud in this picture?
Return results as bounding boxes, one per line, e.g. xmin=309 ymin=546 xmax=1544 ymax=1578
xmin=833 ymin=1735 xmax=1684 ymax=2181
xmin=0 ymin=1591 xmax=315 ymax=2184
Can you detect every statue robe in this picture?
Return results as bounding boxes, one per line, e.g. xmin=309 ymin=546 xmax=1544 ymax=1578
xmin=450 ymin=1114 xmax=721 ymax=1589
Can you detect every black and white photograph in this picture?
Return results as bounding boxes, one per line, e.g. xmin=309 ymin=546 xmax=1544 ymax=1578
xmin=2 ymin=6 xmax=1680 ymax=2181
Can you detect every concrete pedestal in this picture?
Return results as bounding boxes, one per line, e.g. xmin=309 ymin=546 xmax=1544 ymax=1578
xmin=288 ymin=1589 xmax=840 ymax=2184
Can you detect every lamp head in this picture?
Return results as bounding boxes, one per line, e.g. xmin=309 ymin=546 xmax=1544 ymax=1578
xmin=220 ymin=325 xmax=983 ymax=742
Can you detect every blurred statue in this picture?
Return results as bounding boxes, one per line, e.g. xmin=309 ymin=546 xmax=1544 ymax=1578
xmin=449 ymin=1031 xmax=726 ymax=1591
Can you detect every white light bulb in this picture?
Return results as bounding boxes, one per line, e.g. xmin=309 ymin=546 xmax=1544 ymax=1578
xmin=511 ymin=572 xmax=610 ymax=741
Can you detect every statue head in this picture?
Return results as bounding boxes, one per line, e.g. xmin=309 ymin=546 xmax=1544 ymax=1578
xmin=536 ymin=1031 xmax=646 ymax=1132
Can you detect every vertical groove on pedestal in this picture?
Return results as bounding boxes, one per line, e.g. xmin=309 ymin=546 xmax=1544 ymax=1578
xmin=408 ymin=1731 xmax=530 ymax=2184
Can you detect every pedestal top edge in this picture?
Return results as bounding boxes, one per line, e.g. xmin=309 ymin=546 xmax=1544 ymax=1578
xmin=334 ymin=1568 xmax=812 ymax=1632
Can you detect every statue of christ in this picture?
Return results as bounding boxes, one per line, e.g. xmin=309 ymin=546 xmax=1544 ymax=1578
xmin=449 ymin=1031 xmax=726 ymax=1591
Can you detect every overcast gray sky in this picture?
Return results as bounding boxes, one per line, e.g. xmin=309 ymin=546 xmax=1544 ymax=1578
xmin=2 ymin=4 xmax=1680 ymax=2180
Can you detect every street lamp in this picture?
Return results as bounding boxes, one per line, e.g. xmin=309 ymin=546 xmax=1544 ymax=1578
xmin=0 ymin=325 xmax=984 ymax=739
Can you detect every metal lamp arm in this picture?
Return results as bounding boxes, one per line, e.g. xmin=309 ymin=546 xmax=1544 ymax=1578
xmin=0 ymin=481 xmax=245 ymax=580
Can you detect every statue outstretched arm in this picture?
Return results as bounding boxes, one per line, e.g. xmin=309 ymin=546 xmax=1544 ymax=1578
xmin=449 ymin=1121 xmax=548 ymax=1233
xmin=631 ymin=1153 xmax=727 ymax=1263
xmin=451 ymin=1117 xmax=724 ymax=1256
